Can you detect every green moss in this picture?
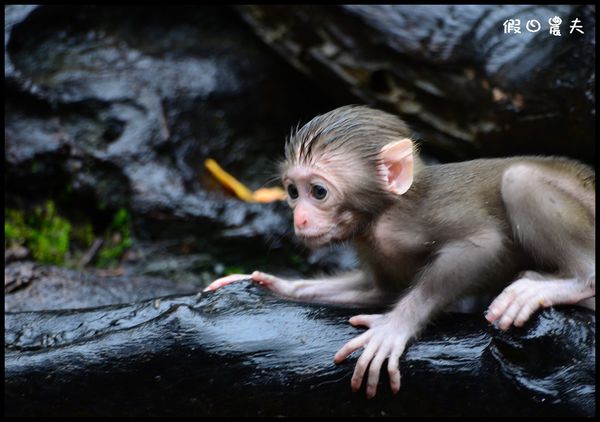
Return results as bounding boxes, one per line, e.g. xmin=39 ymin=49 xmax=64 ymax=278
xmin=5 ymin=202 xmax=133 ymax=269
xmin=5 ymin=201 xmax=71 ymax=264
xmin=96 ymin=208 xmax=132 ymax=268
xmin=5 ymin=209 xmax=29 ymax=246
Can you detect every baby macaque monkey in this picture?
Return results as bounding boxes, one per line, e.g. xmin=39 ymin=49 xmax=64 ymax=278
xmin=205 ymin=105 xmax=595 ymax=398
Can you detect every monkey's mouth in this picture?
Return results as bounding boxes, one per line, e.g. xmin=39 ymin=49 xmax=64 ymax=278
xmin=297 ymin=232 xmax=330 ymax=248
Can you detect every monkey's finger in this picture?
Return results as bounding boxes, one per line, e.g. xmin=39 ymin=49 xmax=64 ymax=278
xmin=387 ymin=344 xmax=404 ymax=395
xmin=512 ymin=286 xmax=567 ymax=327
xmin=351 ymin=337 xmax=380 ymax=393
xmin=203 ymin=274 xmax=253 ymax=292
xmin=497 ymin=292 xmax=537 ymax=330
xmin=486 ymin=288 xmax=518 ymax=323
xmin=498 ymin=281 xmax=555 ymax=329
xmin=251 ymin=271 xmax=294 ymax=296
xmin=513 ymin=295 xmax=549 ymax=327
xmin=334 ymin=331 xmax=372 ymax=365
xmin=488 ymin=277 xmax=548 ymax=324
xmin=348 ymin=314 xmax=382 ymax=327
xmin=365 ymin=342 xmax=392 ymax=399
xmin=251 ymin=271 xmax=287 ymax=287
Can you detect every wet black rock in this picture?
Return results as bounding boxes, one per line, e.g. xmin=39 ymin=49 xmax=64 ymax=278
xmin=5 ymin=280 xmax=595 ymax=417
xmin=4 ymin=5 xmax=342 ymax=248
xmin=236 ymin=5 xmax=595 ymax=162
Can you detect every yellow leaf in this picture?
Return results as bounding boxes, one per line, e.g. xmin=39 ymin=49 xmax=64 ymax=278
xmin=252 ymin=187 xmax=287 ymax=202
xmin=205 ymin=158 xmax=254 ymax=201
xmin=205 ymin=158 xmax=285 ymax=203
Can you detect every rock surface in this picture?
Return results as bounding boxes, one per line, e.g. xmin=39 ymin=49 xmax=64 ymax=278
xmin=236 ymin=5 xmax=595 ymax=162
xmin=5 ymin=5 xmax=341 ymax=246
xmin=4 ymin=260 xmax=202 ymax=312
xmin=5 ymin=280 xmax=595 ymax=417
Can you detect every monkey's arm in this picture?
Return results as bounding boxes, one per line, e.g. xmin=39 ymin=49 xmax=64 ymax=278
xmin=335 ymin=230 xmax=505 ymax=398
xmin=205 ymin=270 xmax=386 ymax=307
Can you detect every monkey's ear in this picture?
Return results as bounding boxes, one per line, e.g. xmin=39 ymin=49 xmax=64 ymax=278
xmin=379 ymin=139 xmax=414 ymax=195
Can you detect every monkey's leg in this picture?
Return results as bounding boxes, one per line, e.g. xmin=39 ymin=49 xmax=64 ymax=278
xmin=488 ymin=164 xmax=595 ymax=330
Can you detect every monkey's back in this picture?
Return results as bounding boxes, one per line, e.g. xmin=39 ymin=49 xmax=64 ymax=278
xmin=407 ymin=156 xmax=594 ymax=241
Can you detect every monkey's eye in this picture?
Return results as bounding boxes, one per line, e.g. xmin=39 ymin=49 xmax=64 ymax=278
xmin=287 ymin=184 xmax=299 ymax=199
xmin=311 ymin=184 xmax=328 ymax=200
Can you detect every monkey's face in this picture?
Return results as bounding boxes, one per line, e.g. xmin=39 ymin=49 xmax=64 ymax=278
xmin=282 ymin=164 xmax=358 ymax=248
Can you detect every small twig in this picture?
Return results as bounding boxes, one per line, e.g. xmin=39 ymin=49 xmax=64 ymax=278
xmin=78 ymin=238 xmax=104 ymax=269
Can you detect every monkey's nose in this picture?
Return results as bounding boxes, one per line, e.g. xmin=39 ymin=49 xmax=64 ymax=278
xmin=294 ymin=212 xmax=309 ymax=229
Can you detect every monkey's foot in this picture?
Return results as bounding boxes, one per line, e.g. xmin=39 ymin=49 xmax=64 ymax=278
xmin=486 ymin=273 xmax=595 ymax=330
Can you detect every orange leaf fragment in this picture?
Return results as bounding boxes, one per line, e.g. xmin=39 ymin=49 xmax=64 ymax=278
xmin=252 ymin=187 xmax=287 ymax=203
xmin=204 ymin=158 xmax=286 ymax=203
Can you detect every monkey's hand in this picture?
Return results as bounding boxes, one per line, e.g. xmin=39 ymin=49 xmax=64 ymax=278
xmin=334 ymin=313 xmax=410 ymax=399
xmin=203 ymin=271 xmax=294 ymax=296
